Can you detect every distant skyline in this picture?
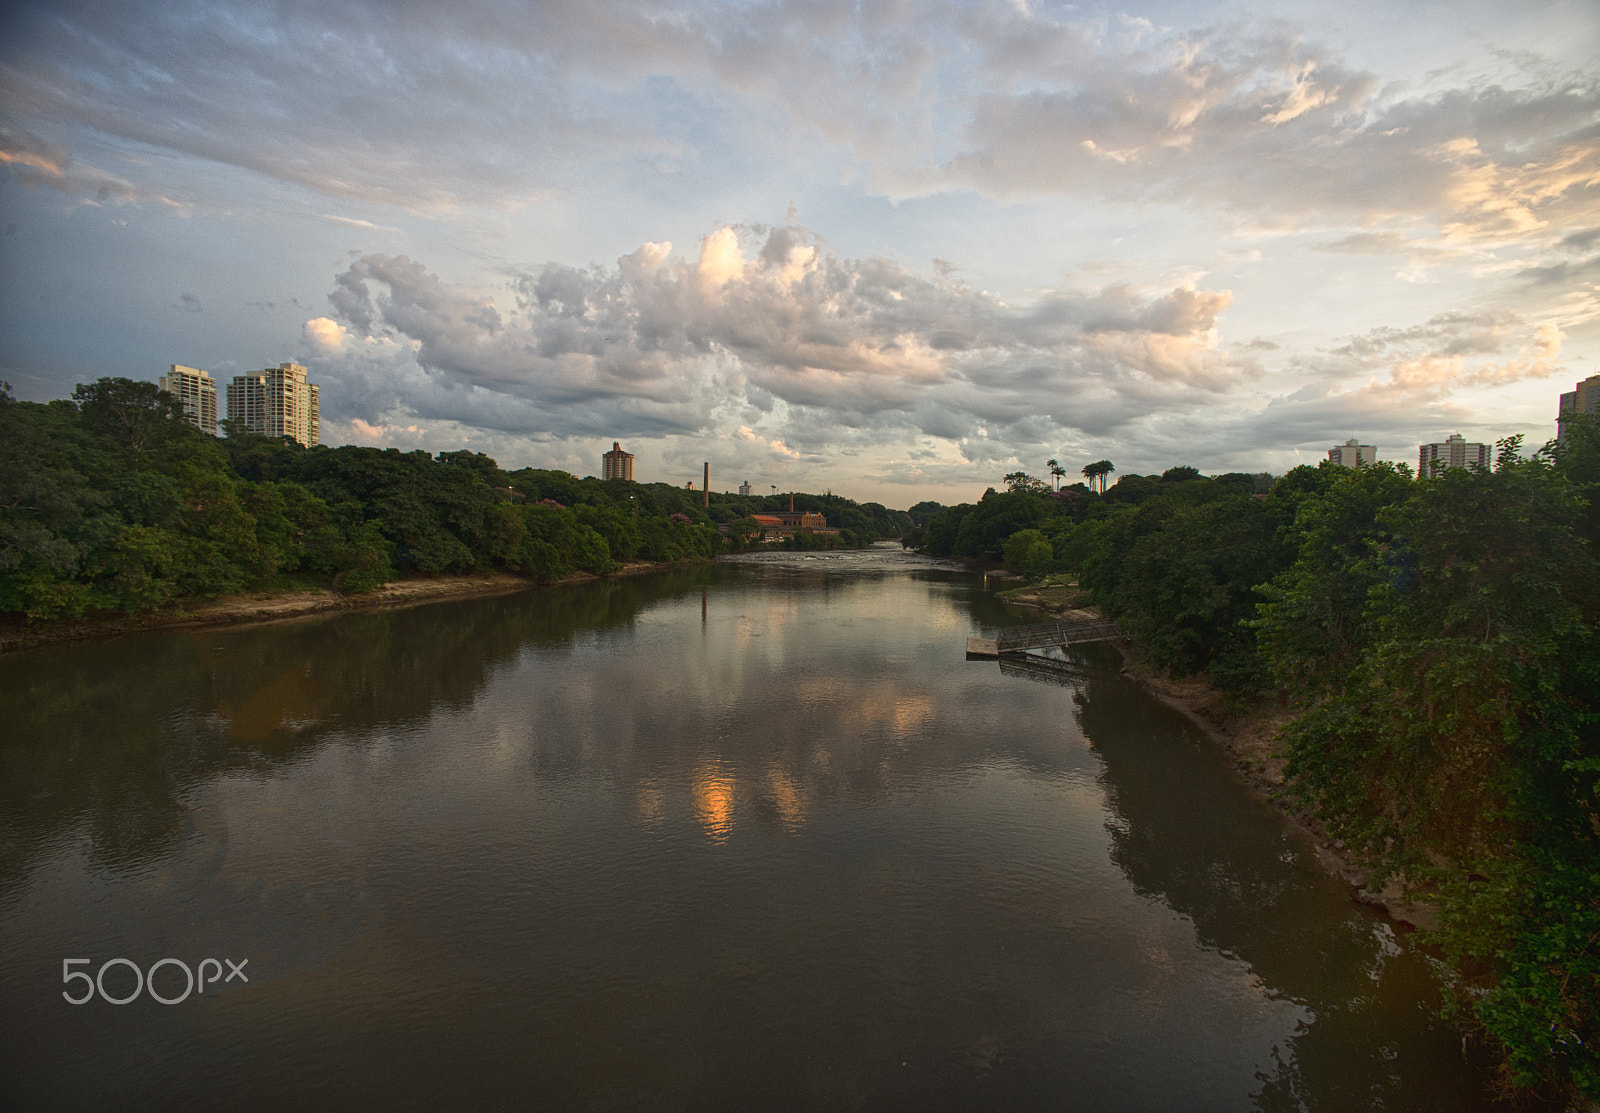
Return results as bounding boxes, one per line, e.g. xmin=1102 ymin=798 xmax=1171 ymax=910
xmin=2 ymin=0 xmax=1597 ymax=506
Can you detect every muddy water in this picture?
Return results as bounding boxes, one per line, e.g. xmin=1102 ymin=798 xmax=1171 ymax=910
xmin=0 ymin=548 xmax=1512 ymax=1110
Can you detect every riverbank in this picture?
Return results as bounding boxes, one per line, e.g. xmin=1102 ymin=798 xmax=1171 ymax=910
xmin=0 ymin=561 xmax=675 ymax=654
xmin=1001 ymin=583 xmax=1440 ymax=932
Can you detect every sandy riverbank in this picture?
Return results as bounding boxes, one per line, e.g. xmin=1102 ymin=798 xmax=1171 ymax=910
xmin=0 ymin=561 xmax=673 ymax=655
xmin=1001 ymin=584 xmax=1438 ymax=932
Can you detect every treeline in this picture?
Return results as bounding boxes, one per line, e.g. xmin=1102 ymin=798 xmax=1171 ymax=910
xmin=0 ymin=378 xmax=907 ymax=621
xmin=916 ymin=438 xmax=1600 ymax=1100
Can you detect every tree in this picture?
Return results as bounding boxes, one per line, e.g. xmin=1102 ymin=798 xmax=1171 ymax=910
xmin=1047 ymin=458 xmax=1066 ymax=491
xmin=72 ymin=377 xmax=192 ymax=474
xmin=1275 ymin=442 xmax=1599 ymax=1098
xmin=1002 ymin=528 xmax=1055 ymax=580
xmin=1003 ymin=471 xmax=1051 ymax=495
xmin=1083 ymin=459 xmax=1115 ymax=494
xmin=954 ymin=490 xmax=1053 ymax=559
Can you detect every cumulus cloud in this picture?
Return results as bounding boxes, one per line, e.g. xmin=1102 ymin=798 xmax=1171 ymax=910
xmin=306 ymin=224 xmax=1246 ymax=463
xmin=303 ymin=316 xmax=348 ymax=352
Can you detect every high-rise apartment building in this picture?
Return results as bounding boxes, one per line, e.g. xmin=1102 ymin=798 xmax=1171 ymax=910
xmin=1558 ymin=373 xmax=1600 ymax=441
xmin=602 ymin=441 xmax=634 ymax=481
xmin=1327 ymin=439 xmax=1375 ymax=467
xmin=1418 ymin=434 xmax=1491 ymax=475
xmin=738 ymin=481 xmax=752 ymax=497
xmin=159 ymin=364 xmax=217 ymax=435
xmin=226 ymin=362 xmax=319 ymax=446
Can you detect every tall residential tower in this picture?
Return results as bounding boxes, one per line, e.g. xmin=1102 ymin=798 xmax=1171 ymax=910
xmin=159 ymin=364 xmax=218 ymax=436
xmin=602 ymin=441 xmax=634 ymax=481
xmin=227 ymin=362 xmax=319 ymax=446
xmin=1558 ymin=374 xmax=1600 ymax=441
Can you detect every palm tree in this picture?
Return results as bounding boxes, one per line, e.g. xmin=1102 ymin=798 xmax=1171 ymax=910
xmin=1082 ymin=459 xmax=1115 ymax=494
xmin=1047 ymin=458 xmax=1065 ymax=491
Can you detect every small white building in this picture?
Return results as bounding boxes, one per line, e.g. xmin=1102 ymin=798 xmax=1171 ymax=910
xmin=1327 ymin=439 xmax=1375 ymax=467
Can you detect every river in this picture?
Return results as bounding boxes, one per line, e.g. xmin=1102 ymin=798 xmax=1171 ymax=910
xmin=0 ymin=546 xmax=1514 ymax=1110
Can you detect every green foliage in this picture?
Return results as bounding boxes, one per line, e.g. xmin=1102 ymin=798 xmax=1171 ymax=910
xmin=10 ymin=377 xmax=915 ymax=617
xmin=1254 ymin=462 xmax=1415 ymax=695
xmin=1102 ymin=473 xmax=1158 ymax=505
xmin=1003 ymin=471 xmax=1051 ymax=495
xmin=1085 ymin=482 xmax=1284 ymax=680
xmin=1271 ymin=443 xmax=1599 ymax=1099
xmin=1002 ymin=528 xmax=1055 ymax=580
xmin=952 ymin=488 xmax=1062 ymax=560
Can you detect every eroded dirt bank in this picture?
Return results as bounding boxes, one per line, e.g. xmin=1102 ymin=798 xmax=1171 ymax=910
xmin=0 ymin=562 xmax=670 ymax=655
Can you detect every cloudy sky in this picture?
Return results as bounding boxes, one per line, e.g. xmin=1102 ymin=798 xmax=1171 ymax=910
xmin=2 ymin=0 xmax=1597 ymax=506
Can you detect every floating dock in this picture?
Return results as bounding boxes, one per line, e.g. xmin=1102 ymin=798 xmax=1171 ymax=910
xmin=967 ymin=614 xmax=1122 ymax=661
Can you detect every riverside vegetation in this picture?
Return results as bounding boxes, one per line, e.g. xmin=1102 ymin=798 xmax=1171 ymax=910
xmin=0 ymin=378 xmax=911 ymax=626
xmin=910 ymin=428 xmax=1600 ymax=1103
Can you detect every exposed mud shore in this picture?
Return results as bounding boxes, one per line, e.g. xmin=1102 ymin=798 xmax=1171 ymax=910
xmin=0 ymin=561 xmax=672 ymax=655
xmin=1001 ymin=583 xmax=1438 ymax=932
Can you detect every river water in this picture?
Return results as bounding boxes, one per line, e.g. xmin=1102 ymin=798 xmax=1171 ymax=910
xmin=0 ymin=546 xmax=1514 ymax=1110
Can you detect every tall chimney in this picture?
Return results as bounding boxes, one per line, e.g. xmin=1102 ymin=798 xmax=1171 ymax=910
xmin=703 ymin=462 xmax=709 ymax=508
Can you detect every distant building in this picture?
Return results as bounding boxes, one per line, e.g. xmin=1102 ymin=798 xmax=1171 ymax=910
xmin=738 ymin=481 xmax=752 ymax=497
xmin=1419 ymin=434 xmax=1491 ymax=475
xmin=1558 ymin=374 xmax=1600 ymax=441
xmin=159 ymin=364 xmax=217 ymax=436
xmin=745 ymin=508 xmax=832 ymax=542
xmin=775 ymin=509 xmax=827 ymax=531
xmin=227 ymin=362 xmax=318 ymax=446
xmin=1327 ymin=438 xmax=1375 ymax=467
xmin=749 ymin=514 xmax=785 ymax=539
xmin=602 ymin=441 xmax=634 ymax=481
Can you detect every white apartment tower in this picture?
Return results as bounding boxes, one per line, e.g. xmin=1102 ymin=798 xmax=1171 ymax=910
xmin=159 ymin=364 xmax=218 ymax=435
xmin=1327 ymin=439 xmax=1376 ymax=467
xmin=1558 ymin=374 xmax=1600 ymax=441
xmin=739 ymin=481 xmax=753 ymax=497
xmin=227 ymin=363 xmax=320 ymax=446
xmin=1419 ymin=434 xmax=1491 ymax=475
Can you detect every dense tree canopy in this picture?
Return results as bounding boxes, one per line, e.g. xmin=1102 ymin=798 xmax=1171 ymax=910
xmin=0 ymin=378 xmax=908 ymax=621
